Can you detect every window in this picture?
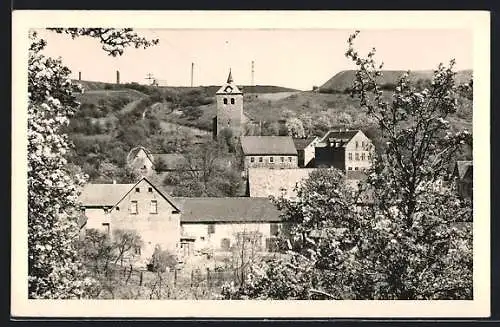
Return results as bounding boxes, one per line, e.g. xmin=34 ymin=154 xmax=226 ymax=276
xmin=200 ymin=236 xmax=205 ymax=241
xmin=348 ymin=167 xmax=353 ymax=170
xmin=280 ymin=157 xmax=284 ymax=162
xmin=368 ymin=153 xmax=372 ymax=160
xmin=355 ymin=153 xmax=359 ymax=161
xmin=231 ymin=98 xmax=235 ymax=104
xmin=102 ymin=223 xmax=110 ymax=235
xmin=223 ymin=98 xmax=228 ymax=104
xmin=221 ymin=238 xmax=231 ymax=250
xmin=269 ymin=156 xmax=274 ymax=163
xmin=348 ymin=152 xmax=353 ymax=161
xmin=259 ymin=157 xmax=263 ymax=163
xmin=361 ymin=141 xmax=365 ymax=148
xmin=135 ymin=187 xmax=140 ymax=193
xmin=270 ymin=223 xmax=280 ymax=236
xmin=355 ymin=141 xmax=359 ymax=149
xmin=116 ymin=207 xmax=120 ymax=211
xmin=250 ymin=157 xmax=255 ymax=163
xmin=227 ymin=120 xmax=230 ymax=126
xmin=134 ymin=246 xmax=141 ymax=255
xmin=148 ymin=187 xmax=153 ymax=193
xmin=130 ymin=201 xmax=138 ymax=214
xmin=361 ymin=153 xmax=366 ymax=161
xmin=355 ymin=167 xmax=359 ymax=171
xmin=288 ymin=157 xmax=292 ymax=162
xmin=150 ymin=200 xmax=158 ymax=214
xmin=208 ymin=224 xmax=215 ymax=234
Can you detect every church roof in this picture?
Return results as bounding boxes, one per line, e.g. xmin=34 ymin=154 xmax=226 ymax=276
xmin=216 ymin=69 xmax=243 ymax=95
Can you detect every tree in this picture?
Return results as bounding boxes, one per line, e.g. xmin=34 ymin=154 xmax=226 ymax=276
xmin=285 ymin=117 xmax=306 ymax=138
xmin=28 ymin=28 xmax=158 ymax=298
xmin=222 ymin=31 xmax=473 ymax=300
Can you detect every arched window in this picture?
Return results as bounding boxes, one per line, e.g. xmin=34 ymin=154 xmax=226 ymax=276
xmin=223 ymin=98 xmax=228 ymax=104
xmin=231 ymin=98 xmax=235 ymax=104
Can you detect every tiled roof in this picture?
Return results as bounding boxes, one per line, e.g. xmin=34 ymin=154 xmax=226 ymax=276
xmin=292 ymin=137 xmax=318 ymax=151
xmin=79 ymin=183 xmax=133 ymax=206
xmin=455 ymin=160 xmax=473 ymax=180
xmin=174 ymin=197 xmax=282 ymax=223
xmin=318 ymin=130 xmax=359 ymax=145
xmin=241 ymin=136 xmax=298 ymax=155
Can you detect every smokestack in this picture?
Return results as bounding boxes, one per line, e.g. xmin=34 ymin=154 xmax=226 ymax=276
xmin=190 ymin=62 xmax=194 ymax=87
xmin=116 ymin=70 xmax=120 ymax=84
xmin=78 ymin=71 xmax=81 ymax=81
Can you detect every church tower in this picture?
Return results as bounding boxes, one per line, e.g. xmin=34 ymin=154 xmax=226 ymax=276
xmin=215 ymin=69 xmax=243 ymax=138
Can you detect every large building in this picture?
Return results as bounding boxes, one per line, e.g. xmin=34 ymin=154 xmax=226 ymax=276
xmin=293 ymin=137 xmax=320 ymax=168
xmin=214 ymin=69 xmax=244 ymax=139
xmin=240 ymin=136 xmax=298 ymax=170
xmin=78 ymin=177 xmax=284 ymax=263
xmin=315 ymin=129 xmax=374 ymax=172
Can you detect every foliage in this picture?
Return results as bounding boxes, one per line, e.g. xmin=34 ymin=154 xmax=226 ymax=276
xmin=147 ymin=245 xmax=178 ymax=272
xmin=285 ymin=117 xmax=306 ymax=138
xmin=28 ymin=28 xmax=158 ymax=298
xmin=223 ymin=32 xmax=473 ymax=300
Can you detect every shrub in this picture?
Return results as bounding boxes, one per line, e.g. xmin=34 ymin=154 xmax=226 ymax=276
xmin=147 ymin=245 xmax=177 ymax=272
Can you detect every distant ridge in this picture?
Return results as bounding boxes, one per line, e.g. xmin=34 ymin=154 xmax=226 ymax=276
xmin=319 ymin=69 xmax=473 ymax=93
xmin=72 ymin=80 xmax=299 ymax=95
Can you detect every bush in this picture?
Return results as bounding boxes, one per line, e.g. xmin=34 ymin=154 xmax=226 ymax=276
xmin=147 ymin=246 xmax=177 ymax=272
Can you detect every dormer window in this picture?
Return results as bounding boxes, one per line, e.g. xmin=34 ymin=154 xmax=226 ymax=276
xmin=223 ymin=98 xmax=228 ymax=105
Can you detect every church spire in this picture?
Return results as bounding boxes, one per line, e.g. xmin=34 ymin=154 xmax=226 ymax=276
xmin=227 ymin=68 xmax=233 ymax=83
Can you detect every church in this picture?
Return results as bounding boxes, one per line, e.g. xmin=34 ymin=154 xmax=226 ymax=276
xmin=213 ymin=69 xmax=244 ymax=139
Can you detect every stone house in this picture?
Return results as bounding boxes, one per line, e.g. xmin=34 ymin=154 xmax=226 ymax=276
xmin=241 ymin=136 xmax=298 ymax=171
xmin=293 ymin=136 xmax=320 ymax=168
xmin=79 ymin=177 xmax=284 ymax=263
xmin=79 ymin=177 xmax=182 ymax=262
xmin=453 ymin=160 xmax=473 ymax=200
xmin=315 ymin=129 xmax=374 ymax=172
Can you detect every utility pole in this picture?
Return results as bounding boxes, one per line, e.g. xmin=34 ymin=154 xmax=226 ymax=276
xmin=78 ymin=71 xmax=82 ymax=81
xmin=145 ymin=73 xmax=155 ymax=85
xmin=116 ymin=70 xmax=120 ymax=84
xmin=251 ymin=60 xmax=255 ymax=86
xmin=190 ymin=62 xmax=194 ymax=87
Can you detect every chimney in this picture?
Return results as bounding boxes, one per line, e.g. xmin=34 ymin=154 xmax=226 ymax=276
xmin=116 ymin=70 xmax=120 ymax=84
xmin=78 ymin=71 xmax=81 ymax=81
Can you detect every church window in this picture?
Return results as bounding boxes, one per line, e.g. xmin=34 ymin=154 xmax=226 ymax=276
xmin=231 ymin=98 xmax=235 ymax=104
xmin=259 ymin=157 xmax=263 ymax=163
xmin=223 ymin=98 xmax=228 ymax=105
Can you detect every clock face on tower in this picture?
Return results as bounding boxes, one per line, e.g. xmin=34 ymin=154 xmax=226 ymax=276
xmin=224 ymin=85 xmax=233 ymax=93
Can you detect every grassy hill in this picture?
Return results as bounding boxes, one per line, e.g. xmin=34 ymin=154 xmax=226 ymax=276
xmin=319 ymin=69 xmax=473 ymax=93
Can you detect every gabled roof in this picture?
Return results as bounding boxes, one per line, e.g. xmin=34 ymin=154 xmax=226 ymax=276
xmin=454 ymin=160 xmax=473 ymax=179
xmin=79 ymin=183 xmax=134 ymax=207
xmin=174 ymin=197 xmax=282 ymax=223
xmin=78 ymin=177 xmax=180 ymax=212
xmin=130 ymin=146 xmax=155 ymax=163
xmin=241 ymin=136 xmax=298 ymax=155
xmin=318 ymin=130 xmax=360 ymax=145
xmin=111 ymin=177 xmax=181 ymax=212
xmin=292 ymin=137 xmax=319 ymax=151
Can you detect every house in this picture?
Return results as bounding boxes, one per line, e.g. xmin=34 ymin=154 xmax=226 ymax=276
xmin=241 ymin=136 xmax=298 ymax=170
xmin=175 ymin=197 xmax=283 ymax=254
xmin=453 ymin=160 xmax=473 ymax=200
xmin=79 ymin=177 xmax=182 ymax=261
xmin=128 ymin=146 xmax=155 ymax=176
xmin=293 ymin=137 xmax=320 ymax=168
xmin=78 ymin=178 xmax=284 ymax=263
xmin=248 ymin=167 xmax=369 ymax=199
xmin=315 ymin=129 xmax=374 ymax=171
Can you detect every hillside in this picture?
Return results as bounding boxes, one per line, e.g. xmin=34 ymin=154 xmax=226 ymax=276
xmin=319 ymin=69 xmax=473 ymax=93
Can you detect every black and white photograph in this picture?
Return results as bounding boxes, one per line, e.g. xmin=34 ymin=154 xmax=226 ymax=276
xmin=12 ymin=10 xmax=490 ymax=318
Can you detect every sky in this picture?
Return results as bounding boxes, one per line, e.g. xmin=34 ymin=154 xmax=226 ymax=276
xmin=35 ymin=29 xmax=473 ymax=91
